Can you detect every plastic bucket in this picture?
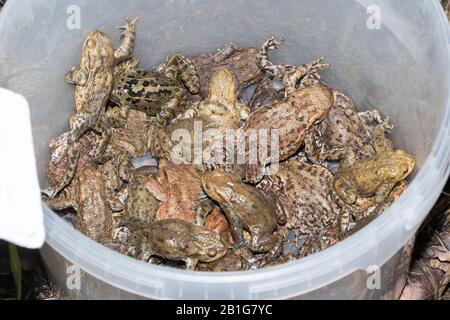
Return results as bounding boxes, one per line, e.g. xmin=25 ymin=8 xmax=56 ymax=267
xmin=0 ymin=0 xmax=449 ymax=299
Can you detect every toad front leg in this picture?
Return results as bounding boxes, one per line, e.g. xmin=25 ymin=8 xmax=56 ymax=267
xmin=156 ymin=91 xmax=187 ymax=126
xmin=114 ymin=17 xmax=139 ymax=62
xmin=43 ymin=112 xmax=94 ymax=199
xmin=43 ymin=113 xmax=108 ymax=198
xmin=253 ymin=235 xmax=284 ymax=268
xmin=221 ymin=208 xmax=246 ymax=250
xmin=212 ymin=42 xmax=239 ymax=63
xmin=285 ymin=57 xmax=329 ymax=94
xmin=65 ymin=67 xmax=88 ymax=86
xmin=43 ymin=189 xmax=77 ymax=211
xmin=249 ymin=233 xmax=282 ymax=255
xmin=358 ymin=110 xmax=393 ymax=133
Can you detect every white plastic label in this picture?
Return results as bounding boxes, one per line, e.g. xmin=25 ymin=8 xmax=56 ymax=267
xmin=0 ymin=87 xmax=45 ymax=248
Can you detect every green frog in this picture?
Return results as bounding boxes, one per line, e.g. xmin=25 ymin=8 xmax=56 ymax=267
xmin=110 ymin=54 xmax=200 ymax=126
xmin=201 ymin=170 xmax=286 ymax=264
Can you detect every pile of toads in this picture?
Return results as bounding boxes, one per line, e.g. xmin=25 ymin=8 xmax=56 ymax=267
xmin=42 ymin=18 xmax=415 ymax=271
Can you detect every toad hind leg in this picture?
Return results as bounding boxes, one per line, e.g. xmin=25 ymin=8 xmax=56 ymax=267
xmin=114 ymin=17 xmax=138 ymax=62
xmin=256 ymin=236 xmax=283 ymax=268
xmin=257 ymin=37 xmax=329 ymax=95
xmin=104 ymin=179 xmax=125 ymax=212
xmin=91 ymin=116 xmax=115 ymax=163
xmin=41 ymin=143 xmax=81 ymax=198
xmin=195 ymin=200 xmax=215 ymax=226
xmin=92 ymin=129 xmax=113 ymax=163
xmin=164 ymin=54 xmax=200 ymax=94
xmin=222 ymin=209 xmax=246 ymax=250
xmin=256 ymin=36 xmax=286 ymax=79
xmin=156 ymin=97 xmax=183 ymax=126
xmin=375 ymin=183 xmax=396 ymax=204
xmin=358 ymin=110 xmax=393 ymax=133
xmin=212 ymin=42 xmax=238 ymax=63
xmin=118 ymin=155 xmax=135 ymax=182
xmin=282 ymin=57 xmax=329 ymax=95
xmin=113 ymin=57 xmax=141 ymax=77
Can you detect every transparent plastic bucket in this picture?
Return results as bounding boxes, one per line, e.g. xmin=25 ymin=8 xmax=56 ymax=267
xmin=0 ymin=0 xmax=449 ymax=299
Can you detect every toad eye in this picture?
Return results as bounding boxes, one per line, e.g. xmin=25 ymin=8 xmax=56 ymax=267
xmin=86 ymin=39 xmax=97 ymax=48
xmin=206 ymin=248 xmax=217 ymax=257
xmin=402 ymin=165 xmax=410 ymax=175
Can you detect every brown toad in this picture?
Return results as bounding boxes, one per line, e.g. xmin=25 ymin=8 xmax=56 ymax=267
xmin=304 ymin=91 xmax=393 ymax=164
xmin=339 ymin=180 xmax=408 ymax=236
xmin=43 ymin=18 xmax=138 ymax=198
xmin=192 ymin=42 xmax=264 ymax=99
xmin=121 ymin=171 xmax=160 ymax=225
xmin=44 ymin=131 xmax=121 ymax=216
xmin=176 ymin=67 xmax=250 ymax=126
xmin=150 ymin=67 xmax=248 ymax=169
xmin=143 ymin=160 xmax=229 ymax=231
xmin=297 ymin=226 xmax=341 ymax=257
xmin=240 ymin=83 xmax=334 ymax=183
xmin=45 ymin=165 xmax=114 ymax=245
xmin=332 ymin=149 xmax=415 ymax=232
xmin=138 ymin=219 xmax=228 ymax=270
xmin=197 ymin=250 xmax=248 ymax=272
xmin=201 ymin=170 xmax=286 ymax=262
xmin=46 ymin=131 xmax=97 ymax=190
xmin=97 ymin=108 xmax=157 ymax=210
xmin=259 ymin=159 xmax=340 ymax=236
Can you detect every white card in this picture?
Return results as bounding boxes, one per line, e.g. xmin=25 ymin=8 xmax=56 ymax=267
xmin=0 ymin=87 xmax=45 ymax=248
